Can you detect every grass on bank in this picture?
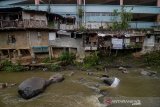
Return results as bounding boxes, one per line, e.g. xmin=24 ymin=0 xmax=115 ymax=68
xmin=0 ymin=60 xmax=24 ymax=72
xmin=1 ymin=51 xmax=160 ymax=72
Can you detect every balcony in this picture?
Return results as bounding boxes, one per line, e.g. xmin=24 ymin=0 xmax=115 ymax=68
xmin=60 ymin=24 xmax=77 ymax=30
xmin=16 ymin=4 xmax=160 ymax=15
xmin=85 ymin=22 xmax=159 ymax=29
xmin=0 ymin=19 xmax=47 ymax=29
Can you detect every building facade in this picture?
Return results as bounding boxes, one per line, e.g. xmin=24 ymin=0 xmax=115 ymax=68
xmin=0 ymin=7 xmax=59 ymax=64
xmin=0 ymin=0 xmax=160 ymax=63
xmin=0 ymin=0 xmax=159 ymax=30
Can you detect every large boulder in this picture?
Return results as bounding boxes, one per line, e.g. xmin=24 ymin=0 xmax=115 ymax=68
xmin=18 ymin=77 xmax=48 ymax=99
xmin=18 ymin=74 xmax=64 ymax=99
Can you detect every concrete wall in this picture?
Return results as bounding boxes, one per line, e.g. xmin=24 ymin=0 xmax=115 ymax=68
xmin=0 ymin=31 xmax=29 ymax=49
xmin=0 ymin=30 xmax=49 ymax=49
xmin=30 ymin=31 xmax=49 ymax=47
xmin=142 ymin=35 xmax=155 ymax=53
xmin=49 ymin=33 xmax=85 ymax=58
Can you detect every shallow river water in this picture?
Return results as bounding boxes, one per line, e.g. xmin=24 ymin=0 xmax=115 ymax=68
xmin=0 ymin=68 xmax=160 ymax=107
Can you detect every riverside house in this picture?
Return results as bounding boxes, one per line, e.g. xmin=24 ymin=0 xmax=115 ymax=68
xmin=0 ymin=7 xmax=62 ymax=64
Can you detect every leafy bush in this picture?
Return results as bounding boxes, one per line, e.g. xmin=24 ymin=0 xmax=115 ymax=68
xmin=59 ymin=52 xmax=76 ymax=65
xmin=1 ymin=60 xmax=24 ymax=72
xmin=43 ymin=57 xmax=52 ymax=63
xmin=83 ymin=52 xmax=100 ymax=68
xmin=46 ymin=64 xmax=61 ymax=72
xmin=143 ymin=51 xmax=160 ymax=66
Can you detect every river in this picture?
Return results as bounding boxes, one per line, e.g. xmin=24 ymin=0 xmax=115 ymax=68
xmin=0 ymin=68 xmax=160 ymax=107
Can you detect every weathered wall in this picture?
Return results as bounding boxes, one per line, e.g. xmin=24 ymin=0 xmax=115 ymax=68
xmin=0 ymin=31 xmax=29 ymax=49
xmin=142 ymin=35 xmax=155 ymax=52
xmin=30 ymin=31 xmax=49 ymax=47
xmin=49 ymin=33 xmax=85 ymax=58
xmin=52 ymin=48 xmax=64 ymax=58
xmin=0 ymin=31 xmax=49 ymax=49
xmin=22 ymin=11 xmax=48 ymax=27
xmin=22 ymin=11 xmax=47 ymax=21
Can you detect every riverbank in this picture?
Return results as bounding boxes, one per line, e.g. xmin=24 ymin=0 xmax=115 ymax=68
xmin=1 ymin=51 xmax=160 ymax=73
xmin=0 ymin=51 xmax=160 ymax=107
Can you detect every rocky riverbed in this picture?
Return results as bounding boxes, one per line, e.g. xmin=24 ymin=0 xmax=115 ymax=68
xmin=0 ymin=68 xmax=160 ymax=107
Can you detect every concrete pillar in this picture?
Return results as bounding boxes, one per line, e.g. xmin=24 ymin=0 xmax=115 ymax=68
xmin=8 ymin=50 xmax=11 ymax=61
xmin=13 ymin=50 xmax=17 ymax=58
xmin=120 ymin=0 xmax=123 ymax=5
xmin=48 ymin=46 xmax=52 ymax=60
xmin=157 ymin=0 xmax=160 ymax=22
xmin=158 ymin=0 xmax=160 ymax=6
xmin=17 ymin=49 xmax=21 ymax=57
xmin=50 ymin=47 xmax=53 ymax=58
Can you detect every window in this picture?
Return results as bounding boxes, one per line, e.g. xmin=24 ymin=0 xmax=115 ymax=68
xmin=49 ymin=32 xmax=56 ymax=40
xmin=8 ymin=35 xmax=16 ymax=44
xmin=56 ymin=32 xmax=59 ymax=38
xmin=71 ymin=32 xmax=75 ymax=38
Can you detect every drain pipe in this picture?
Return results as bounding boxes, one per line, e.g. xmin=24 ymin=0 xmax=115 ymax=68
xmin=83 ymin=0 xmax=86 ymax=25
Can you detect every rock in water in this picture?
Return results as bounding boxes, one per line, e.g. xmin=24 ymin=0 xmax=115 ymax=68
xmin=141 ymin=70 xmax=150 ymax=76
xmin=101 ymin=77 xmax=120 ymax=88
xmin=18 ymin=74 xmax=64 ymax=99
xmin=18 ymin=77 xmax=48 ymax=99
xmin=49 ymin=74 xmax=64 ymax=83
xmin=101 ymin=77 xmax=115 ymax=86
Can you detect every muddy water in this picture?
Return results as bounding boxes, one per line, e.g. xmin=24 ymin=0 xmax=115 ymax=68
xmin=0 ymin=68 xmax=160 ymax=107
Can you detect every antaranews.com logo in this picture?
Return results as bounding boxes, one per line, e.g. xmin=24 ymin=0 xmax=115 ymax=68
xmin=104 ymin=98 xmax=141 ymax=106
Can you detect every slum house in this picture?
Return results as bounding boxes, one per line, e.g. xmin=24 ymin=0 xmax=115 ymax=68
xmin=0 ymin=7 xmax=62 ymax=64
xmin=59 ymin=16 xmax=77 ymax=30
xmin=49 ymin=30 xmax=85 ymax=60
xmin=98 ymin=33 xmax=112 ymax=51
xmin=108 ymin=31 xmax=145 ymax=51
xmin=84 ymin=30 xmax=145 ymax=56
xmin=123 ymin=31 xmax=145 ymax=50
xmin=142 ymin=28 xmax=160 ymax=53
xmin=83 ymin=30 xmax=145 ymax=55
xmin=84 ymin=32 xmax=98 ymax=55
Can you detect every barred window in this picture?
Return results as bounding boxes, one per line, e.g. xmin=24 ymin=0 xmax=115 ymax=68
xmin=8 ymin=35 xmax=16 ymax=44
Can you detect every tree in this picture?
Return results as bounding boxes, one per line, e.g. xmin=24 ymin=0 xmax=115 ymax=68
xmin=111 ymin=6 xmax=133 ymax=30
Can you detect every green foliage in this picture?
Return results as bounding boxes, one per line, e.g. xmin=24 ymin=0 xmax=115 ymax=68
xmin=111 ymin=9 xmax=120 ymax=30
xmin=79 ymin=24 xmax=86 ymax=32
xmin=48 ymin=21 xmax=55 ymax=28
xmin=46 ymin=64 xmax=61 ymax=72
xmin=43 ymin=57 xmax=52 ymax=63
xmin=78 ymin=7 xmax=84 ymax=18
xmin=83 ymin=52 xmax=100 ymax=68
xmin=143 ymin=51 xmax=160 ymax=66
xmin=111 ymin=6 xmax=133 ymax=30
xmin=0 ymin=60 xmax=24 ymax=72
xmin=59 ymin=52 xmax=76 ymax=65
